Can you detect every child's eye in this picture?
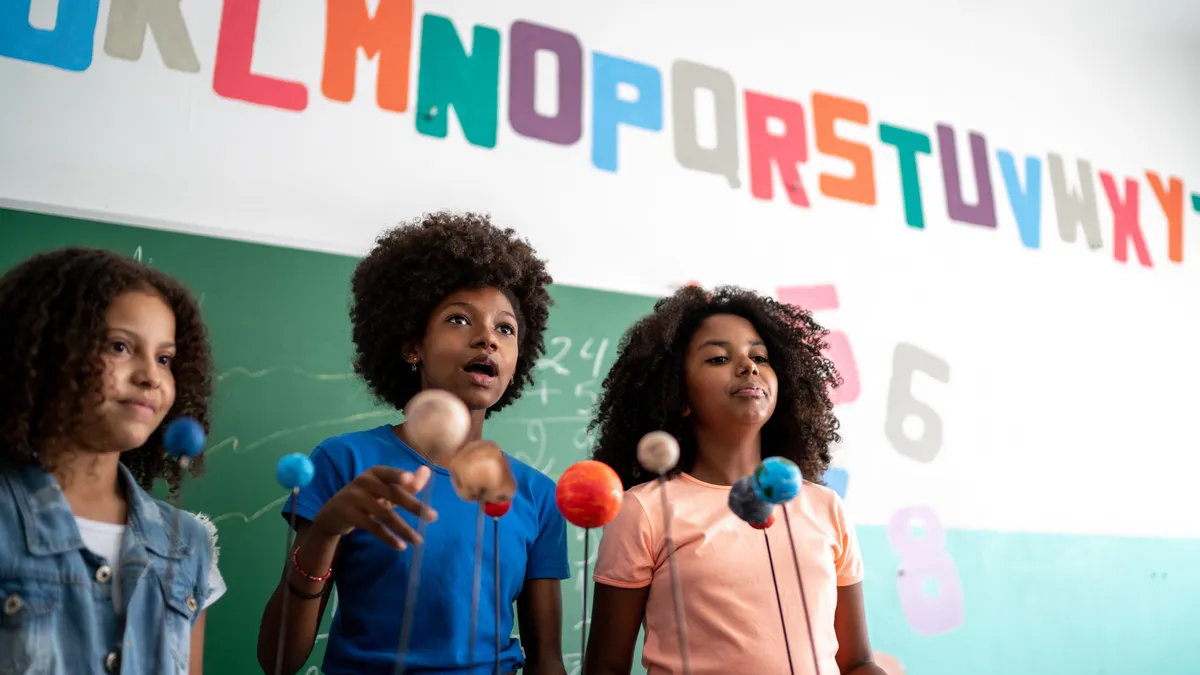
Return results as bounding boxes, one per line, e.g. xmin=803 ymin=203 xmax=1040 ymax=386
xmin=753 ymin=355 xmax=769 ymax=364
xmin=448 ymin=315 xmax=469 ymax=325
xmin=497 ymin=323 xmax=515 ymax=336
xmin=157 ymin=354 xmax=174 ymax=366
xmin=706 ymin=356 xmax=728 ymax=364
xmin=110 ymin=341 xmax=129 ymax=354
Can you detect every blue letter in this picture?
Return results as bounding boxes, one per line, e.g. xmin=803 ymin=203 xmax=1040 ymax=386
xmin=0 ymin=0 xmax=100 ymax=72
xmin=591 ymin=52 xmax=662 ymax=173
xmin=997 ymin=150 xmax=1043 ymax=249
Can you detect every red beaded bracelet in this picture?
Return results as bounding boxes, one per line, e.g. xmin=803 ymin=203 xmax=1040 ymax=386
xmin=291 ymin=546 xmax=332 ymax=582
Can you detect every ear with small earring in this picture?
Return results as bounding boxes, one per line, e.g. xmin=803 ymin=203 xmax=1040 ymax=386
xmin=411 ymin=359 xmax=419 ymax=372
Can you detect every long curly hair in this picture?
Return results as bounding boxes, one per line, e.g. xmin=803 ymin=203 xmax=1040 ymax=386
xmin=589 ymin=285 xmax=842 ymax=490
xmin=350 ymin=211 xmax=553 ymax=415
xmin=0 ymin=247 xmax=213 ymax=496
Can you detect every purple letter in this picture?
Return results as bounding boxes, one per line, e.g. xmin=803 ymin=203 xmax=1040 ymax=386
xmin=937 ymin=124 xmax=996 ymax=228
xmin=508 ymin=21 xmax=582 ymax=146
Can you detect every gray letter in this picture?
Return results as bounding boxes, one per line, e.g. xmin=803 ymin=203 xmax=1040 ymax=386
xmin=671 ymin=60 xmax=740 ymax=188
xmin=1047 ymin=153 xmax=1103 ymax=249
xmin=104 ymin=0 xmax=200 ymax=73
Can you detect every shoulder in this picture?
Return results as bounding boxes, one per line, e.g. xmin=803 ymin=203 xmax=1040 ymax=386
xmin=317 ymin=424 xmax=395 ymax=456
xmin=799 ymin=480 xmax=854 ymax=530
xmin=505 ymin=454 xmax=562 ymax=521
xmin=311 ymin=424 xmax=408 ymax=472
xmin=506 ymin=454 xmax=555 ymax=494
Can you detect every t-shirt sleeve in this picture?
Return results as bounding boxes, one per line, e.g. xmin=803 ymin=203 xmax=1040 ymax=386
xmin=525 ymin=477 xmax=571 ymax=580
xmin=832 ymin=494 xmax=865 ymax=586
xmin=592 ymin=492 xmax=655 ymax=589
xmin=284 ymin=444 xmax=351 ymax=526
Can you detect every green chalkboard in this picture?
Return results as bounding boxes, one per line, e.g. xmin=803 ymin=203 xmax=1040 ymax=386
xmin=0 ymin=206 xmax=656 ymax=675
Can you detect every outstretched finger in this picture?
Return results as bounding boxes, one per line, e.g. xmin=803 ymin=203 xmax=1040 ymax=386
xmin=360 ymin=472 xmax=437 ymax=523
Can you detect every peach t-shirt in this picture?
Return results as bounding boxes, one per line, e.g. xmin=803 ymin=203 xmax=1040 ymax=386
xmin=593 ymin=472 xmax=864 ymax=675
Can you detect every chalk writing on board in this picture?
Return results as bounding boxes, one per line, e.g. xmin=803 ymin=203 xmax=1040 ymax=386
xmin=887 ymin=506 xmax=964 ymax=635
xmin=536 ymin=336 xmax=611 ymax=380
xmin=885 ymin=344 xmax=950 ymax=463
xmin=216 ymin=366 xmax=355 ymax=382
xmin=210 ymin=493 xmax=289 ymax=526
xmin=205 ymin=410 xmax=393 ymax=457
xmin=131 ymin=246 xmax=153 ymax=265
xmin=777 ymin=284 xmax=861 ymax=405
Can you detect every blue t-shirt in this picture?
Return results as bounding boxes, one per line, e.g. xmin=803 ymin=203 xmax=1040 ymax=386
xmin=283 ymin=424 xmax=570 ymax=675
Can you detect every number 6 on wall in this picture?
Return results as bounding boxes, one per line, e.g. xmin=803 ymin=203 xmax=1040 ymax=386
xmin=776 ymin=284 xmax=860 ymax=405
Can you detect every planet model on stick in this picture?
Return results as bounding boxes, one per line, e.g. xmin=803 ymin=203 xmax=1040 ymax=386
xmin=404 ymin=389 xmax=471 ymax=456
xmin=555 ymin=460 xmax=624 ymax=529
xmin=164 ymin=417 xmax=205 ymax=463
xmin=449 ymin=439 xmax=517 ymax=504
xmin=752 ymin=456 xmax=802 ymax=504
xmin=637 ymin=430 xmax=681 ymax=475
xmin=730 ymin=476 xmax=776 ymax=528
xmin=276 ymin=453 xmax=316 ymax=491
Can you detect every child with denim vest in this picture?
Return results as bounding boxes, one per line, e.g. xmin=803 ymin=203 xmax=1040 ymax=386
xmin=0 ymin=246 xmax=224 ymax=674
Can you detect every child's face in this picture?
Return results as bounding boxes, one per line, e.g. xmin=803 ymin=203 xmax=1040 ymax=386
xmin=81 ymin=290 xmax=178 ymax=453
xmin=683 ymin=313 xmax=778 ymax=431
xmin=412 ymin=287 xmax=519 ymax=412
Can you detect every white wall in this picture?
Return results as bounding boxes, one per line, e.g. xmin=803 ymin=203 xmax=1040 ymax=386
xmin=2 ymin=0 xmax=1197 ymax=543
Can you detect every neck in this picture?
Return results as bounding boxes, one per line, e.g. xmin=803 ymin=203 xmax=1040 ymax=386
xmin=47 ymin=442 xmax=127 ymax=524
xmin=688 ymin=424 xmax=763 ymax=486
xmin=396 ymin=409 xmax=488 ymax=468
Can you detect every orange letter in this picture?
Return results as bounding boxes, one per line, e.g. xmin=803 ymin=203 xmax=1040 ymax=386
xmin=321 ymin=0 xmax=413 ymax=112
xmin=1146 ymin=171 xmax=1183 ymax=263
xmin=813 ymin=93 xmax=876 ymax=205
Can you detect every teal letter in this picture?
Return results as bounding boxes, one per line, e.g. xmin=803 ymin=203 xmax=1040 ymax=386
xmin=415 ymin=14 xmax=500 ymax=149
xmin=879 ymin=124 xmax=932 ymax=229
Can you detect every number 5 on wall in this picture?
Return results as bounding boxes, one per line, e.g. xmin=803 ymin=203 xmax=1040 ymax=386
xmin=777 ymin=284 xmax=860 ymax=405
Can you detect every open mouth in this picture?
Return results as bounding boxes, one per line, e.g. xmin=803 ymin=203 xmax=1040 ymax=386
xmin=463 ymin=360 xmax=498 ymax=378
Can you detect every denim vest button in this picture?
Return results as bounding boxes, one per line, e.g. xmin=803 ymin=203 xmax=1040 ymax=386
xmin=2 ymin=593 xmax=22 ymax=615
xmin=186 ymin=596 xmax=197 ymax=612
xmin=96 ymin=565 xmax=113 ymax=584
xmin=104 ymin=651 xmax=120 ymax=672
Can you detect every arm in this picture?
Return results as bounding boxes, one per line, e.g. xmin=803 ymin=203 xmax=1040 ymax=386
xmin=584 ymin=583 xmax=649 ymax=675
xmin=189 ymin=610 xmax=207 ymax=675
xmin=833 ymin=583 xmax=887 ymax=675
xmin=256 ymin=520 xmax=341 ymax=675
xmin=516 ymin=579 xmax=567 ymax=675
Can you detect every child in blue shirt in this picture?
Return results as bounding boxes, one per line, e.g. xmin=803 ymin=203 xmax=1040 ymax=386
xmin=257 ymin=212 xmax=570 ymax=675
xmin=0 ymin=246 xmax=223 ymax=674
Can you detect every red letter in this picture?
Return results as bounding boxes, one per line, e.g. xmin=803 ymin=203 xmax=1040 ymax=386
xmin=1099 ymin=172 xmax=1152 ymax=267
xmin=745 ymin=91 xmax=808 ymax=207
xmin=213 ymin=0 xmax=307 ymax=111
xmin=322 ymin=0 xmax=413 ymax=112
xmin=1146 ymin=171 xmax=1183 ymax=263
xmin=812 ymin=93 xmax=876 ymax=205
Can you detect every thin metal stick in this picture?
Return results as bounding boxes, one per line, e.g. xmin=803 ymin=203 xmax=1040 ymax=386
xmin=764 ymin=530 xmax=795 ymax=675
xmin=392 ymin=480 xmax=437 ymax=675
xmin=781 ymin=508 xmax=821 ymax=675
xmin=657 ymin=478 xmax=692 ymax=675
xmin=580 ymin=530 xmax=591 ymax=675
xmin=493 ymin=517 xmax=501 ymax=675
xmin=273 ymin=489 xmax=300 ymax=675
xmin=469 ymin=506 xmax=485 ymax=667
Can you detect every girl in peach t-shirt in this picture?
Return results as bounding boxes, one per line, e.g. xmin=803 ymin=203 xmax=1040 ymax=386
xmin=586 ymin=285 xmax=887 ymax=675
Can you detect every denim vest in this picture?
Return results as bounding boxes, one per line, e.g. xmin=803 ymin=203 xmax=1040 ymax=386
xmin=0 ymin=459 xmax=212 ymax=674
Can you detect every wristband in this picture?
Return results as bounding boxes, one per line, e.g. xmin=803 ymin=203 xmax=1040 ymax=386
xmin=291 ymin=545 xmax=332 ymax=582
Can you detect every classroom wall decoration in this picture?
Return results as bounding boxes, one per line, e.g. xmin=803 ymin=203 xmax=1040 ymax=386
xmin=2 ymin=1 xmax=1197 ymax=674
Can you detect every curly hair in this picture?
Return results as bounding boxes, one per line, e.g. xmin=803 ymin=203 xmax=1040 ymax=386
xmin=0 ymin=247 xmax=213 ymax=496
xmin=589 ymin=285 xmax=842 ymax=490
xmin=350 ymin=211 xmax=553 ymax=415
